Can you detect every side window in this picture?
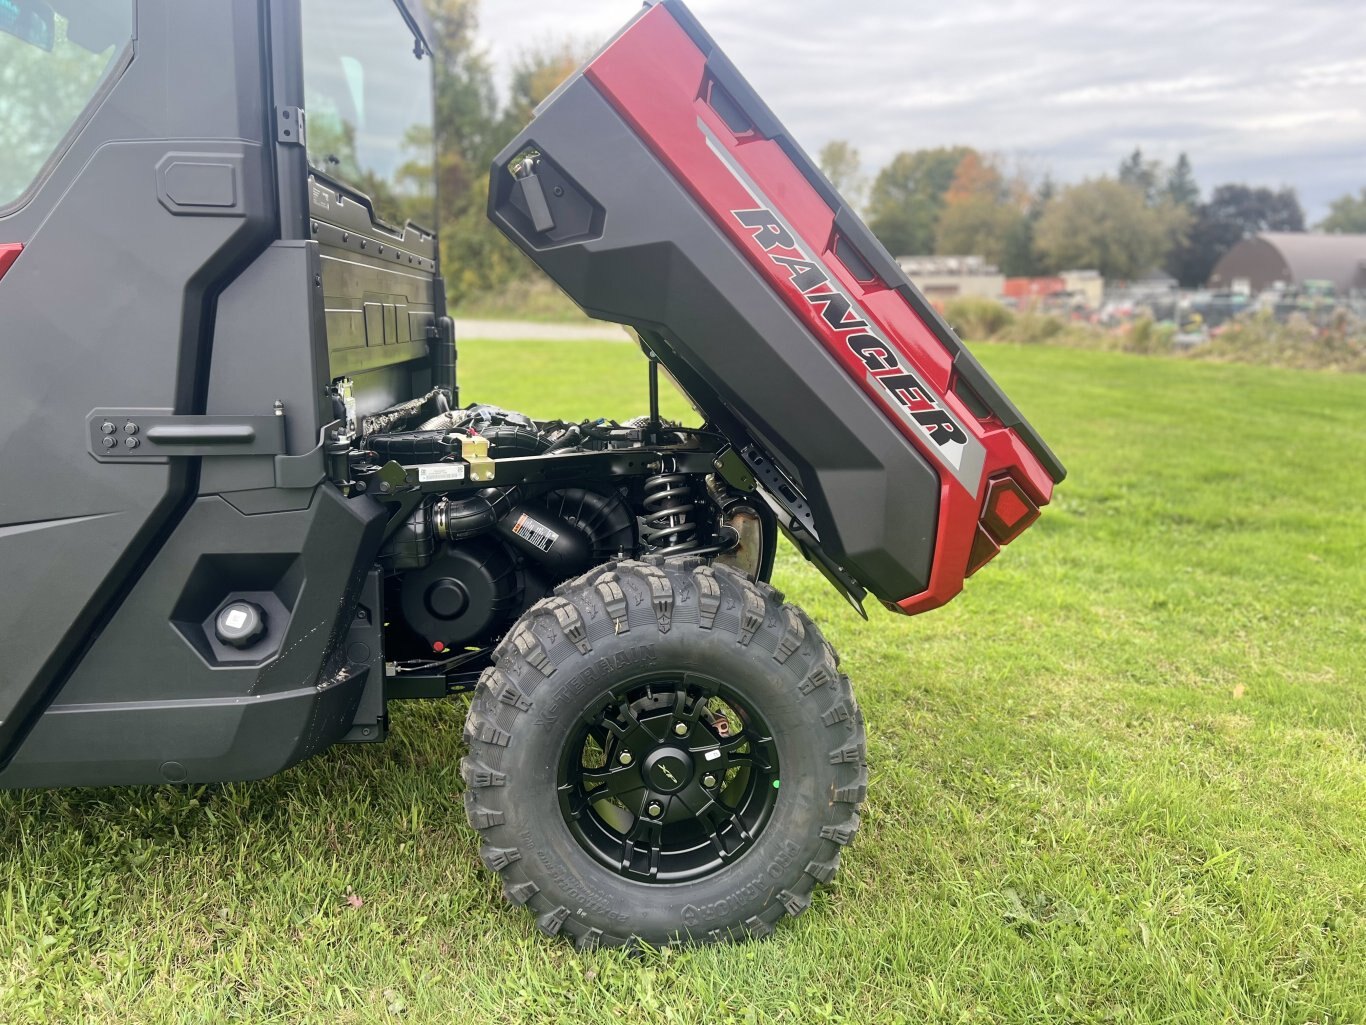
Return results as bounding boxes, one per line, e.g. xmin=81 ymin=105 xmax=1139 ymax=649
xmin=300 ymin=0 xmax=435 ymax=232
xmin=0 ymin=1 xmax=135 ymax=210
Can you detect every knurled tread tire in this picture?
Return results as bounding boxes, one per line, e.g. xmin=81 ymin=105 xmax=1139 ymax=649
xmin=460 ymin=557 xmax=866 ymax=948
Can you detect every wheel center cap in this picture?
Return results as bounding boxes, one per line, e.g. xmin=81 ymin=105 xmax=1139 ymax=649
xmin=643 ymin=747 xmax=693 ymax=793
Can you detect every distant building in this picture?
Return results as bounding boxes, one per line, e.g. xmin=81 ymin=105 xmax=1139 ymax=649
xmin=1004 ymin=270 xmax=1103 ymax=309
xmin=1003 ymin=276 xmax=1064 ymax=300
xmin=1063 ymin=270 xmax=1105 ymax=308
xmin=1210 ymin=233 xmax=1366 ymax=294
xmin=896 ymin=255 xmax=1004 ymax=302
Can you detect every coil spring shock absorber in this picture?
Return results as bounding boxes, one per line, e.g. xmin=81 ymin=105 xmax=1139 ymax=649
xmin=640 ymin=461 xmax=698 ymax=555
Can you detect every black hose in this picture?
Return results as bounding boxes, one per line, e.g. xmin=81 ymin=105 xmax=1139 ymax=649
xmin=482 ymin=426 xmax=552 ymax=457
xmin=433 ymin=487 xmax=522 ymax=541
xmin=543 ymin=425 xmax=584 ymax=453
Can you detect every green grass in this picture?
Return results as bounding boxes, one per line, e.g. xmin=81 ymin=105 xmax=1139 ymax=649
xmin=2 ymin=342 xmax=1364 ymax=1024
xmin=451 ymin=277 xmax=592 ymax=324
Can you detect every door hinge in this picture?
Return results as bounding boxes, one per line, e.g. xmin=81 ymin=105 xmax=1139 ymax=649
xmin=276 ymin=106 xmax=306 ymax=147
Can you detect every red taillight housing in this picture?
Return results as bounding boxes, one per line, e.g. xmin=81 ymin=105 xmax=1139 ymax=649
xmin=0 ymin=243 xmax=21 ymax=283
xmin=966 ymin=475 xmax=1041 ymax=576
xmin=981 ymin=476 xmax=1040 ymax=544
xmin=965 ymin=524 xmax=1001 ymax=576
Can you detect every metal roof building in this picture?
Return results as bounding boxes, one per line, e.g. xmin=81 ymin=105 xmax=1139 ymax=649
xmin=1210 ymin=232 xmax=1366 ymax=293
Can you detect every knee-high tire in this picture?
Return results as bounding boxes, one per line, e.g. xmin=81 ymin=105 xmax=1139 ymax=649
xmin=460 ymin=558 xmax=866 ymax=948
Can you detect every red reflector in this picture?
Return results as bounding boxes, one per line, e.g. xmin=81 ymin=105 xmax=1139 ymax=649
xmin=0 ymin=243 xmax=21 ymax=282
xmin=981 ymin=476 xmax=1040 ymax=545
xmin=965 ymin=523 xmax=1000 ymax=577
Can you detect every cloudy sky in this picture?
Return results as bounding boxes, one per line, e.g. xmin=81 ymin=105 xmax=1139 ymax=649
xmin=475 ymin=0 xmax=1365 ymax=220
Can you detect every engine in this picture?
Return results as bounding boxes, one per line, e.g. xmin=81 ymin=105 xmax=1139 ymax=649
xmin=334 ymin=392 xmax=773 ymax=663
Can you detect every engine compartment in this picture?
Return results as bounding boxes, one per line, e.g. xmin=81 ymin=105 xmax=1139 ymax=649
xmin=330 ymin=382 xmax=776 ymax=672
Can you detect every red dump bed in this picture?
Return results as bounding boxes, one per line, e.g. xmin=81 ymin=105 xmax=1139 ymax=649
xmin=488 ymin=0 xmax=1064 ymax=614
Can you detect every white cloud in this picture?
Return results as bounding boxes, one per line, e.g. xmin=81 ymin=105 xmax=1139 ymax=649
xmin=475 ymin=0 xmax=1366 ymax=218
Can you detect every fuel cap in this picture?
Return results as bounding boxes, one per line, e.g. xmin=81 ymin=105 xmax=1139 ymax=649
xmin=215 ymin=600 xmax=266 ymax=649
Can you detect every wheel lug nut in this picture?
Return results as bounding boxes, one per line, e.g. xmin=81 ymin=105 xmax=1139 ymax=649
xmin=673 ymin=722 xmax=688 ymax=737
xmin=702 ymin=773 xmax=717 ymax=788
xmin=646 ymin=801 xmax=662 ymax=817
xmin=618 ymin=751 xmax=633 ymax=766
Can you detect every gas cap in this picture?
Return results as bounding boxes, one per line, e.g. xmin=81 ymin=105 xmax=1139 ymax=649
xmin=215 ymin=600 xmax=266 ymax=649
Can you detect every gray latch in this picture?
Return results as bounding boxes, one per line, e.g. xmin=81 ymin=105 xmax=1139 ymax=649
xmin=88 ymin=409 xmax=288 ymax=461
xmin=513 ymin=162 xmax=556 ymax=234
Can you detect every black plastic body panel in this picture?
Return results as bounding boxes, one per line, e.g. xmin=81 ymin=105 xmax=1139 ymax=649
xmin=0 ymin=485 xmax=386 ymax=788
xmin=490 ymin=78 xmax=941 ymax=601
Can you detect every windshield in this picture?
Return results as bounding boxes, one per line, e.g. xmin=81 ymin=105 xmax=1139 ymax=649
xmin=301 ymin=0 xmax=435 ymax=232
xmin=0 ymin=0 xmax=133 ymax=209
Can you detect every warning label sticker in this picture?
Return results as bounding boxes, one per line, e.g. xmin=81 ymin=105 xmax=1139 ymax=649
xmin=511 ymin=512 xmax=559 ymax=552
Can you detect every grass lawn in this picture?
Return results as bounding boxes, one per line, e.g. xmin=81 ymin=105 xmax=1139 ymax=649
xmin=1 ymin=341 xmax=1363 ymax=1024
xmin=451 ymin=278 xmax=591 ymax=324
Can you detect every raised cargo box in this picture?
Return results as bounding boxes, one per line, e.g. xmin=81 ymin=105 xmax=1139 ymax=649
xmin=488 ymin=0 xmax=1063 ymax=614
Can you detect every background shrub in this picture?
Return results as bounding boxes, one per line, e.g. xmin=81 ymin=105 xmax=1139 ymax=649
xmin=944 ymin=295 xmax=1015 ymax=339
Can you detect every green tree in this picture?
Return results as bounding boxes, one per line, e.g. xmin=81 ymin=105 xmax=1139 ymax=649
xmin=422 ymin=3 xmax=588 ymax=303
xmin=499 ymin=42 xmax=591 ymax=138
xmin=1169 ymin=183 xmax=1304 ymax=287
xmin=1035 ymin=177 xmax=1188 ymax=280
xmin=935 ymin=198 xmax=1022 ymax=264
xmin=998 ymin=175 xmax=1053 ymax=277
xmin=422 ymin=0 xmax=513 ymax=302
xmin=427 ymin=0 xmax=501 ymax=189
xmin=866 ymin=146 xmax=972 ymax=257
xmin=1319 ymin=188 xmax=1366 ymax=233
xmin=1118 ymin=147 xmax=1163 ymax=205
xmin=817 ymin=139 xmax=866 ymax=209
xmin=932 ymin=152 xmax=1024 ymax=265
xmin=1164 ymin=153 xmax=1199 ymax=209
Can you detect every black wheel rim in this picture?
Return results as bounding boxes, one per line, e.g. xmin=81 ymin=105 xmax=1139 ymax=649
xmin=556 ymin=673 xmax=781 ymax=884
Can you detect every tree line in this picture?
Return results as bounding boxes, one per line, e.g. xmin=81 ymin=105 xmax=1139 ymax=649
xmin=421 ymin=0 xmax=590 ymax=304
xmin=822 ymin=141 xmax=1364 ymax=286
